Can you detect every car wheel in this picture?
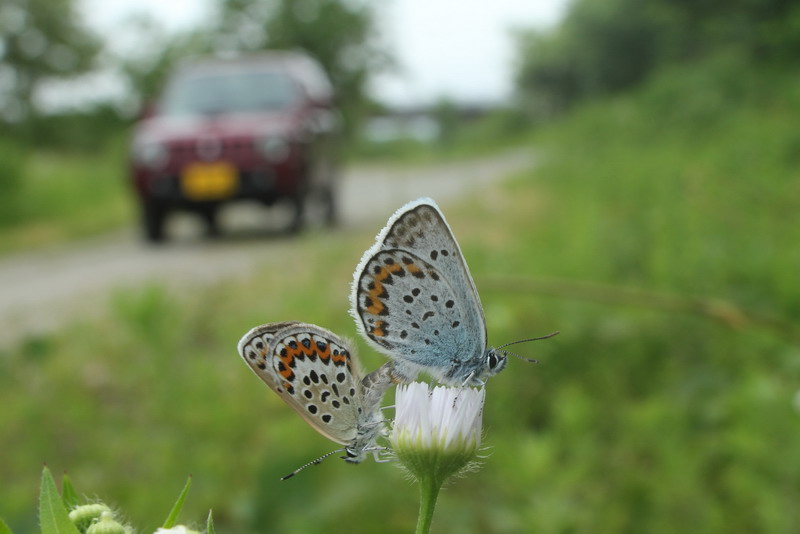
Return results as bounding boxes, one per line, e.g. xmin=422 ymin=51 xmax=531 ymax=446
xmin=320 ymin=183 xmax=338 ymax=228
xmin=285 ymin=192 xmax=306 ymax=234
xmin=201 ymin=205 xmax=220 ymax=237
xmin=142 ymin=201 xmax=167 ymax=243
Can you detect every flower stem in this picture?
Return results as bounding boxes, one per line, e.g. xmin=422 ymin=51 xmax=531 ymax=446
xmin=415 ymin=474 xmax=443 ymax=534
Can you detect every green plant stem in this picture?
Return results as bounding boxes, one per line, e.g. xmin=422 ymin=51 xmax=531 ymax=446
xmin=415 ymin=475 xmax=443 ymax=534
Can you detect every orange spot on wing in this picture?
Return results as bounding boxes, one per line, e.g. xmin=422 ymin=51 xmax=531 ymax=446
xmin=372 ymin=320 xmax=386 ymax=337
xmin=365 ymin=263 xmax=403 ymax=315
xmin=366 ymin=301 xmax=384 ymax=315
xmin=300 ymin=340 xmax=314 ymax=357
xmin=332 ymin=350 xmax=349 ymax=365
xmin=278 ymin=344 xmax=300 ymax=379
xmin=315 ymin=340 xmax=331 ymax=361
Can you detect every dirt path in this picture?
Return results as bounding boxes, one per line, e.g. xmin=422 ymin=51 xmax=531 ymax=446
xmin=0 ymin=149 xmax=534 ymax=348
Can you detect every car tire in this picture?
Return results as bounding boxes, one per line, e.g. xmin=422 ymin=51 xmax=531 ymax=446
xmin=142 ymin=201 xmax=167 ymax=243
xmin=320 ymin=183 xmax=338 ymax=228
xmin=285 ymin=192 xmax=306 ymax=234
xmin=201 ymin=205 xmax=220 ymax=237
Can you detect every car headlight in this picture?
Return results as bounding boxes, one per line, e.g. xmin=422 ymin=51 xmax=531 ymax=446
xmin=133 ymin=141 xmax=168 ymax=169
xmin=257 ymin=136 xmax=290 ymax=162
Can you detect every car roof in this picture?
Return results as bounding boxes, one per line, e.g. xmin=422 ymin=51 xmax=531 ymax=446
xmin=172 ymin=52 xmax=334 ymax=102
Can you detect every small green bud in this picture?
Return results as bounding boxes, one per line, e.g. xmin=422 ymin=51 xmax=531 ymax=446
xmin=86 ymin=511 xmax=126 ymax=534
xmin=68 ymin=503 xmax=112 ymax=532
xmin=154 ymin=526 xmax=202 ymax=534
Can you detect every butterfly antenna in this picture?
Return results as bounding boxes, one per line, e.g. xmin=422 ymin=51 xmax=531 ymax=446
xmin=497 ymin=331 xmax=560 ymax=363
xmin=280 ymin=448 xmax=347 ymax=481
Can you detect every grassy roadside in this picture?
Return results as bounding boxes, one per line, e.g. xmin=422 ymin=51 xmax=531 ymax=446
xmin=2 ymin=59 xmax=799 ymax=533
xmin=0 ymin=141 xmax=134 ymax=256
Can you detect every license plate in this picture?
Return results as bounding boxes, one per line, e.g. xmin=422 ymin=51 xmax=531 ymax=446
xmin=181 ymin=162 xmax=238 ymax=200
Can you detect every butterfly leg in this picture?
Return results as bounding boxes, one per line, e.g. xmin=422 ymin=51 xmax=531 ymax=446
xmin=460 ymin=371 xmax=486 ymax=388
xmin=371 ymin=447 xmax=395 ymax=463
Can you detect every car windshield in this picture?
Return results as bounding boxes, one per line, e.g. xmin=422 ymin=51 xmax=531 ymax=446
xmin=159 ymin=70 xmax=299 ymax=117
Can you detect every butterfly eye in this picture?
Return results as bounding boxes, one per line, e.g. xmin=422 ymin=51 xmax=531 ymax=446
xmin=487 ymin=352 xmax=500 ymax=370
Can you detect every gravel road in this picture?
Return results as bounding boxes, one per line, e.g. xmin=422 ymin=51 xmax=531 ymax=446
xmin=0 ymin=150 xmax=534 ymax=348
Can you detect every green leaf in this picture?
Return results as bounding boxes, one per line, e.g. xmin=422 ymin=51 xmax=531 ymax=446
xmin=0 ymin=517 xmax=14 ymax=534
xmin=161 ymin=476 xmax=192 ymax=528
xmin=61 ymin=474 xmax=80 ymax=509
xmin=39 ymin=467 xmax=80 ymax=534
xmin=206 ymin=510 xmax=215 ymax=534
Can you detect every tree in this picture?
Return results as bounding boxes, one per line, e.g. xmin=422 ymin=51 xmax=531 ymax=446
xmin=116 ymin=16 xmax=213 ymax=116
xmin=513 ymin=0 xmax=800 ymax=118
xmin=0 ymin=0 xmax=99 ymax=125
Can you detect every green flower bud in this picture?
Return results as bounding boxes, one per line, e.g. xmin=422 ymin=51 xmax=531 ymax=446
xmin=85 ymin=511 xmax=126 ymax=534
xmin=68 ymin=503 xmax=112 ymax=532
xmin=153 ymin=526 xmax=202 ymax=534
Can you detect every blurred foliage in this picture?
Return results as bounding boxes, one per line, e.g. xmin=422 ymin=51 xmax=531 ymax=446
xmin=0 ymin=0 xmax=99 ymax=128
xmin=514 ymin=0 xmax=800 ymax=116
xmin=0 ymin=138 xmax=26 ymax=224
xmin=116 ymin=17 xmax=215 ymax=117
xmin=2 ymin=56 xmax=800 ymax=533
xmin=431 ymin=98 xmax=460 ymax=148
xmin=0 ymin=138 xmax=132 ymax=255
xmin=23 ymin=105 xmax=128 ymax=151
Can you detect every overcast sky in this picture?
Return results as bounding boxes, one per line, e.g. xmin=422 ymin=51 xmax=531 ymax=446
xmin=79 ymin=0 xmax=568 ymax=106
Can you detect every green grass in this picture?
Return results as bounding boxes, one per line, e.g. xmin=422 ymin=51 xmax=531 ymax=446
xmin=2 ymin=58 xmax=800 ymax=533
xmin=0 ymin=140 xmax=133 ymax=255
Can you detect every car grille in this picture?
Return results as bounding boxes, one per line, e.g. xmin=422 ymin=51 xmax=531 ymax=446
xmin=168 ymin=138 xmax=257 ymax=165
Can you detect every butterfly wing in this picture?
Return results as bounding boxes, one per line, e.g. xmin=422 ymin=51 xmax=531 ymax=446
xmin=351 ymin=198 xmax=487 ymax=381
xmin=237 ymin=322 xmax=366 ymax=445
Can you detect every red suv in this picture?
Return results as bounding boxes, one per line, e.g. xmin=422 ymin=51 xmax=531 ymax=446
xmin=129 ymin=52 xmax=340 ymax=241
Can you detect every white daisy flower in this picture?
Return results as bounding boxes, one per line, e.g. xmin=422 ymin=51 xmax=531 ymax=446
xmin=391 ymin=382 xmax=486 ymax=534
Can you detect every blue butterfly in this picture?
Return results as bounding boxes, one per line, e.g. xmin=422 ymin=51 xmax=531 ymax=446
xmin=351 ymin=197 xmax=556 ymax=386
